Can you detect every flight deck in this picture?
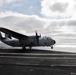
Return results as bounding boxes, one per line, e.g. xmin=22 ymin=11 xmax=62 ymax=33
xmin=0 ymin=49 xmax=76 ymax=75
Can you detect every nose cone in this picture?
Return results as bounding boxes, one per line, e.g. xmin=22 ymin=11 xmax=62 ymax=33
xmin=53 ymin=40 xmax=56 ymax=44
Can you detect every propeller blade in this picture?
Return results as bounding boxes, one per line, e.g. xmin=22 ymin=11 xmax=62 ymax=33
xmin=37 ymin=37 xmax=39 ymax=44
xmin=35 ymin=31 xmax=39 ymax=44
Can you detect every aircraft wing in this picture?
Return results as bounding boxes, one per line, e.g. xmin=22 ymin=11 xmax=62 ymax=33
xmin=0 ymin=27 xmax=28 ymax=40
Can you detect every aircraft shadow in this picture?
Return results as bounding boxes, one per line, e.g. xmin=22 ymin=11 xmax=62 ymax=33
xmin=0 ymin=49 xmax=52 ymax=53
xmin=0 ymin=48 xmax=72 ymax=54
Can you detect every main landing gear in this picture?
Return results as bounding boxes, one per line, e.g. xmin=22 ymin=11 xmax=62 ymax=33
xmin=22 ymin=46 xmax=26 ymax=50
xmin=29 ymin=46 xmax=32 ymax=49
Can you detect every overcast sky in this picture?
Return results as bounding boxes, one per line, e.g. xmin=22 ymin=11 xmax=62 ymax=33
xmin=0 ymin=0 xmax=76 ymax=52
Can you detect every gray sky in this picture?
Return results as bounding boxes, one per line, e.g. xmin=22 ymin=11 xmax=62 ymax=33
xmin=0 ymin=0 xmax=76 ymax=52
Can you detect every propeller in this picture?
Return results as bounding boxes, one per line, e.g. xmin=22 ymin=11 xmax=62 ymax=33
xmin=35 ymin=31 xmax=41 ymax=44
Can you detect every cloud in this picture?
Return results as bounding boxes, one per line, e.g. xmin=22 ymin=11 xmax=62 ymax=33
xmin=50 ymin=2 xmax=68 ymax=13
xmin=0 ymin=11 xmax=49 ymax=35
xmin=0 ymin=11 xmax=76 ymax=35
xmin=41 ymin=0 xmax=76 ymax=19
xmin=3 ymin=0 xmax=17 ymax=3
xmin=0 ymin=0 xmax=18 ymax=7
xmin=67 ymin=20 xmax=76 ymax=26
xmin=58 ymin=25 xmax=75 ymax=34
xmin=0 ymin=11 xmax=26 ymax=18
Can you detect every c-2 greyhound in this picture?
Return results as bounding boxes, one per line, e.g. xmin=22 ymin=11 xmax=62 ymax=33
xmin=0 ymin=27 xmax=56 ymax=50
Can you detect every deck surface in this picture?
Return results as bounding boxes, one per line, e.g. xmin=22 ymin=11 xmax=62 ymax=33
xmin=0 ymin=49 xmax=76 ymax=75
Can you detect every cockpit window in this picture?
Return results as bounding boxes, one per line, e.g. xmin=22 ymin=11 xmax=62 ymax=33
xmin=47 ymin=37 xmax=52 ymax=40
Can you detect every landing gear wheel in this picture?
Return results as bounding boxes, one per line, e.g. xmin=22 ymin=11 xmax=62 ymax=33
xmin=22 ymin=46 xmax=26 ymax=50
xmin=29 ymin=46 xmax=32 ymax=49
xmin=51 ymin=46 xmax=53 ymax=49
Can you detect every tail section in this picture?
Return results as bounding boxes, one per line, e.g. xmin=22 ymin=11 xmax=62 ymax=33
xmin=0 ymin=33 xmax=11 ymax=40
xmin=0 ymin=33 xmax=12 ymax=39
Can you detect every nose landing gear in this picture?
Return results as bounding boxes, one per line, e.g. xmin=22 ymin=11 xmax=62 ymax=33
xmin=51 ymin=46 xmax=53 ymax=49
